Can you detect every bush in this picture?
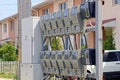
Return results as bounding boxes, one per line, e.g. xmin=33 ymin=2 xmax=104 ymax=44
xmin=0 ymin=43 xmax=17 ymax=61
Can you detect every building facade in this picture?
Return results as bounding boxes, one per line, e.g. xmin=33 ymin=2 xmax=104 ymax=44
xmin=0 ymin=0 xmax=120 ymax=49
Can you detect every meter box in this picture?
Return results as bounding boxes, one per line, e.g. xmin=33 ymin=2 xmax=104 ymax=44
xmin=63 ymin=50 xmax=73 ymax=76
xmin=57 ymin=51 xmax=65 ymax=75
xmin=50 ymin=12 xmax=58 ymax=35
xmin=80 ymin=1 xmax=95 ymax=20
xmin=57 ymin=11 xmax=65 ymax=35
xmin=51 ymin=51 xmax=59 ymax=75
xmin=71 ymin=50 xmax=82 ymax=77
xmin=45 ymin=14 xmax=52 ymax=36
xmin=70 ymin=6 xmax=83 ymax=33
xmin=63 ymin=8 xmax=72 ymax=34
xmin=40 ymin=51 xmax=47 ymax=73
xmin=81 ymin=48 xmax=95 ymax=65
xmin=40 ymin=16 xmax=46 ymax=35
xmin=44 ymin=51 xmax=53 ymax=74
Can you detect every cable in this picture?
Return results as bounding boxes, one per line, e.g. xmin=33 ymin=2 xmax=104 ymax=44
xmin=74 ymin=34 xmax=77 ymax=50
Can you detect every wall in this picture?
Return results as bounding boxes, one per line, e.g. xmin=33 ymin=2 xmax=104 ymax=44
xmin=102 ymin=0 xmax=120 ymax=49
xmin=38 ymin=3 xmax=54 ymax=16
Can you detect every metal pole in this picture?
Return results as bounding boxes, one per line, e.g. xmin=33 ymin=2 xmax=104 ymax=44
xmin=95 ymin=0 xmax=103 ymax=80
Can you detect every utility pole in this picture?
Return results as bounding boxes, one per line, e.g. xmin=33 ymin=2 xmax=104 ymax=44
xmin=95 ymin=0 xmax=103 ymax=80
xmin=17 ymin=0 xmax=31 ymax=79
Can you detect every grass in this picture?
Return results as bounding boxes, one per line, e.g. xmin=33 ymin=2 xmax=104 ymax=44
xmin=0 ymin=72 xmax=17 ymax=79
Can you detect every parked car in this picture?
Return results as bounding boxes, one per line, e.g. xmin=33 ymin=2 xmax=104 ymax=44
xmin=86 ymin=50 xmax=120 ymax=80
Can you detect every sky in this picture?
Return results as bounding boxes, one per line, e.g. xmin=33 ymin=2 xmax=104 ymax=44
xmin=0 ymin=0 xmax=44 ymax=20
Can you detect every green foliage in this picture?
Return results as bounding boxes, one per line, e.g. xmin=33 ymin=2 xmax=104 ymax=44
xmin=0 ymin=43 xmax=17 ymax=61
xmin=51 ymin=37 xmax=63 ymax=50
xmin=103 ymin=29 xmax=116 ymax=50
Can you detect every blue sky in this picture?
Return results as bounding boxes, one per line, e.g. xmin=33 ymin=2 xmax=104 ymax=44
xmin=0 ymin=0 xmax=44 ymax=20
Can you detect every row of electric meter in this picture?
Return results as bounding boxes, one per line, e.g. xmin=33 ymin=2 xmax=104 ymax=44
xmin=40 ymin=6 xmax=83 ymax=37
xmin=40 ymin=49 xmax=96 ymax=77
xmin=40 ymin=0 xmax=95 ymax=37
xmin=40 ymin=50 xmax=83 ymax=77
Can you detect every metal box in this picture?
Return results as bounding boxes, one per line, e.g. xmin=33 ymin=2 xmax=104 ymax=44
xmin=45 ymin=14 xmax=52 ymax=36
xmin=50 ymin=12 xmax=58 ymax=35
xmin=57 ymin=51 xmax=65 ymax=75
xmin=40 ymin=16 xmax=46 ymax=35
xmin=21 ymin=64 xmax=43 ymax=80
xmin=57 ymin=11 xmax=65 ymax=35
xmin=70 ymin=6 xmax=83 ymax=33
xmin=40 ymin=51 xmax=47 ymax=73
xmin=44 ymin=51 xmax=53 ymax=74
xmin=51 ymin=51 xmax=59 ymax=75
xmin=63 ymin=50 xmax=73 ymax=76
xmin=22 ymin=17 xmax=42 ymax=64
xmin=63 ymin=8 xmax=72 ymax=34
xmin=71 ymin=50 xmax=82 ymax=77
xmin=81 ymin=48 xmax=96 ymax=65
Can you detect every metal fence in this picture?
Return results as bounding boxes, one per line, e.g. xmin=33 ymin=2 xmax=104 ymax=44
xmin=0 ymin=61 xmax=18 ymax=74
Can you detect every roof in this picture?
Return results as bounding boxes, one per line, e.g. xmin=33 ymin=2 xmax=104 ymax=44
xmin=33 ymin=0 xmax=54 ymax=9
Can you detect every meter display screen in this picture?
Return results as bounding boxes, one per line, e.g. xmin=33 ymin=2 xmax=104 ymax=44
xmin=64 ymin=52 xmax=70 ymax=59
xmin=40 ymin=16 xmax=44 ymax=22
xmin=57 ymin=52 xmax=63 ymax=59
xmin=71 ymin=6 xmax=77 ymax=15
xmin=51 ymin=13 xmax=56 ymax=20
xmin=57 ymin=11 xmax=62 ymax=19
xmin=64 ymin=8 xmax=69 ymax=17
xmin=51 ymin=52 xmax=56 ymax=59
xmin=45 ymin=14 xmax=50 ymax=21
xmin=40 ymin=52 xmax=44 ymax=59
xmin=72 ymin=51 xmax=78 ymax=59
xmin=46 ymin=52 xmax=51 ymax=59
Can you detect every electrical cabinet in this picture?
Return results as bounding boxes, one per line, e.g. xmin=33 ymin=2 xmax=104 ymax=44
xmin=21 ymin=64 xmax=43 ymax=80
xmin=22 ymin=17 xmax=41 ymax=64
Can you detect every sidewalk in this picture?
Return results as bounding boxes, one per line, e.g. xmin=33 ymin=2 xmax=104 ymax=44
xmin=0 ymin=78 xmax=13 ymax=80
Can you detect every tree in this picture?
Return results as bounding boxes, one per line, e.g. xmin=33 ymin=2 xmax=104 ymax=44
xmin=51 ymin=37 xmax=63 ymax=50
xmin=103 ymin=29 xmax=116 ymax=50
xmin=0 ymin=43 xmax=17 ymax=61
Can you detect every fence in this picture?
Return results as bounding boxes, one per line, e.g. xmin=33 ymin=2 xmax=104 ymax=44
xmin=0 ymin=61 xmax=18 ymax=74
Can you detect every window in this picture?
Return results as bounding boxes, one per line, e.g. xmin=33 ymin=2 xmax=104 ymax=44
xmin=11 ymin=22 xmax=14 ymax=32
xmin=106 ymin=52 xmax=118 ymax=62
xmin=59 ymin=2 xmax=67 ymax=10
xmin=3 ymin=24 xmax=7 ymax=33
xmin=113 ymin=0 xmax=120 ymax=4
xmin=43 ymin=8 xmax=49 ymax=15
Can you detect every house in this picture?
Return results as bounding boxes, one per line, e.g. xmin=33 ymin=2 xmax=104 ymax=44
xmin=0 ymin=0 xmax=120 ymax=49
